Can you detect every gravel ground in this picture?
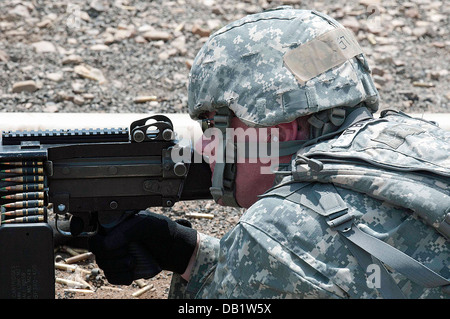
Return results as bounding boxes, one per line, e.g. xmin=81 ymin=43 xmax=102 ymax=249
xmin=0 ymin=0 xmax=449 ymax=299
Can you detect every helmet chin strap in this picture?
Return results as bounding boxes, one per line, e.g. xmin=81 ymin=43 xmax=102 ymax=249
xmin=209 ymin=107 xmax=240 ymax=207
xmin=208 ymin=107 xmax=310 ymax=208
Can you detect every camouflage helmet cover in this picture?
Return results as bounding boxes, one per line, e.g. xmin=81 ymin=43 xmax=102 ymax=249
xmin=188 ymin=7 xmax=379 ymax=127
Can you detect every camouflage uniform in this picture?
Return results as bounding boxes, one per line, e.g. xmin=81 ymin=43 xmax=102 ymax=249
xmin=169 ymin=113 xmax=450 ymax=299
xmin=168 ymin=8 xmax=449 ymax=298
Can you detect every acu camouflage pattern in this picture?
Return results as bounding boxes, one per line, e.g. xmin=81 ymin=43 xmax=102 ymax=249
xmin=187 ymin=7 xmax=379 ymax=127
xmin=169 ymin=183 xmax=448 ymax=298
xmin=168 ymin=111 xmax=449 ymax=299
xmin=293 ymin=110 xmax=450 ymax=237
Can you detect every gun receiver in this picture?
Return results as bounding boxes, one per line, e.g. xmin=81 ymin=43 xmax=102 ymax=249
xmin=0 ymin=114 xmax=212 ymax=298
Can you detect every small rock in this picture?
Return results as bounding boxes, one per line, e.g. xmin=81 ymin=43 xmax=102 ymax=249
xmin=191 ymin=24 xmax=211 ymax=37
xmin=31 ymin=41 xmax=56 ymax=53
xmin=46 ymin=72 xmax=64 ymax=82
xmin=371 ymin=66 xmax=385 ymax=76
xmin=56 ymin=91 xmax=73 ymax=101
xmin=62 ymin=54 xmax=83 ymax=65
xmin=71 ymin=81 xmax=85 ymax=94
xmin=185 ymin=59 xmax=194 ymax=69
xmin=74 ymin=64 xmax=106 ymax=83
xmin=90 ymin=0 xmax=107 ymax=12
xmin=372 ymin=74 xmax=387 ymax=86
xmin=8 ymin=4 xmax=31 ymax=19
xmin=12 ymin=80 xmax=38 ymax=93
xmin=142 ymin=30 xmax=172 ymax=41
xmin=73 ymin=95 xmax=85 ymax=105
xmin=43 ymin=102 xmax=58 ymax=113
xmin=412 ymin=27 xmax=427 ymax=37
xmin=67 ymin=38 xmax=78 ymax=45
xmin=158 ymin=48 xmax=177 ymax=60
xmin=79 ymin=11 xmax=91 ymax=22
xmin=0 ymin=49 xmax=8 ymax=62
xmin=402 ymin=100 xmax=413 ymax=108
xmin=89 ymin=44 xmax=110 ymax=51
xmin=82 ymin=93 xmax=95 ymax=100
xmin=171 ymin=36 xmax=187 ymax=55
xmin=405 ymin=7 xmax=419 ymax=19
xmin=138 ymin=25 xmax=153 ymax=33
xmin=341 ymin=17 xmax=360 ymax=33
xmin=431 ymin=42 xmax=445 ymax=48
xmin=393 ymin=59 xmax=405 ymax=67
xmin=114 ymin=29 xmax=135 ymax=42
xmin=398 ymin=90 xmax=419 ymax=101
xmin=101 ymin=32 xmax=115 ymax=44
xmin=36 ymin=19 xmax=52 ymax=28
xmin=134 ymin=35 xmax=147 ymax=43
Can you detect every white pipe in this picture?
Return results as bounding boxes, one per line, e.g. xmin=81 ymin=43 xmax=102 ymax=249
xmin=401 ymin=113 xmax=450 ymax=131
xmin=0 ymin=112 xmax=203 ymax=142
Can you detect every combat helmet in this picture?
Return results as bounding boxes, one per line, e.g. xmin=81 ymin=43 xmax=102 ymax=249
xmin=187 ymin=7 xmax=379 ymax=206
xmin=188 ymin=6 xmax=378 ymax=127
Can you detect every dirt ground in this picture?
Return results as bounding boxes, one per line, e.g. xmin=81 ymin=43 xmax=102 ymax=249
xmin=52 ymin=200 xmax=242 ymax=299
xmin=0 ymin=0 xmax=448 ymax=300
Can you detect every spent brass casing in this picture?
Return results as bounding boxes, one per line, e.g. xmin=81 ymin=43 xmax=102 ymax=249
xmin=0 ymin=167 xmax=44 ymax=175
xmin=2 ymin=207 xmax=47 ymax=217
xmin=2 ymin=199 xmax=44 ymax=209
xmin=2 ymin=215 xmax=44 ymax=224
xmin=0 ymin=183 xmax=44 ymax=192
xmin=1 ymin=192 xmax=44 ymax=200
xmin=1 ymin=175 xmax=44 ymax=183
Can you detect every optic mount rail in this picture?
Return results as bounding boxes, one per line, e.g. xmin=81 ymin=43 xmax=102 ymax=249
xmin=2 ymin=128 xmax=129 ymax=145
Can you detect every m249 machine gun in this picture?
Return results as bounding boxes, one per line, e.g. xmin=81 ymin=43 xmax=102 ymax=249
xmin=0 ymin=115 xmax=212 ymax=298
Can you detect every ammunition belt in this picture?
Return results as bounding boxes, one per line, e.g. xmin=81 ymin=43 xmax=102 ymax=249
xmin=0 ymin=161 xmax=49 ymax=225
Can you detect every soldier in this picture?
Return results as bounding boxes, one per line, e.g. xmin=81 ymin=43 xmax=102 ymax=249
xmin=89 ymin=7 xmax=449 ymax=298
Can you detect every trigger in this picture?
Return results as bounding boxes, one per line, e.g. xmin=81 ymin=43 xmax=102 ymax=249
xmin=69 ymin=215 xmax=85 ymax=237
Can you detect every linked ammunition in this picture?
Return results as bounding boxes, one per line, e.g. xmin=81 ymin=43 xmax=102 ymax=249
xmin=1 ymin=161 xmax=43 ymax=166
xmin=0 ymin=183 xmax=44 ymax=192
xmin=2 ymin=199 xmax=44 ymax=209
xmin=2 ymin=207 xmax=47 ymax=217
xmin=2 ymin=215 xmax=44 ymax=224
xmin=1 ymin=175 xmax=44 ymax=183
xmin=1 ymin=191 xmax=44 ymax=200
xmin=0 ymin=167 xmax=44 ymax=175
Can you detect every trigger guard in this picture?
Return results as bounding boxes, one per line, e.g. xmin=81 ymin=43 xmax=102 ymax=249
xmin=55 ymin=214 xmax=98 ymax=237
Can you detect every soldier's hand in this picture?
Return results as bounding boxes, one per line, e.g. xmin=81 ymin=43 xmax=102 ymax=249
xmin=88 ymin=211 xmax=197 ymax=285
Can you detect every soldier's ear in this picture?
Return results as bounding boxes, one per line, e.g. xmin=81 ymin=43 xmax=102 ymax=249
xmin=275 ymin=120 xmax=300 ymax=142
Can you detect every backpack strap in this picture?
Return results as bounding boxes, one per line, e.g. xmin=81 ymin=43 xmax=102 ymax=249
xmin=329 ymin=209 xmax=450 ymax=296
xmin=277 ymin=182 xmax=450 ymax=298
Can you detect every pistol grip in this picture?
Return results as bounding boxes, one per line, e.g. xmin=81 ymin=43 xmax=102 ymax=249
xmin=129 ymin=242 xmax=162 ymax=280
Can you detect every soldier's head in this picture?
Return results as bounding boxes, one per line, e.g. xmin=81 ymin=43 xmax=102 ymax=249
xmin=189 ymin=7 xmax=379 ymax=208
